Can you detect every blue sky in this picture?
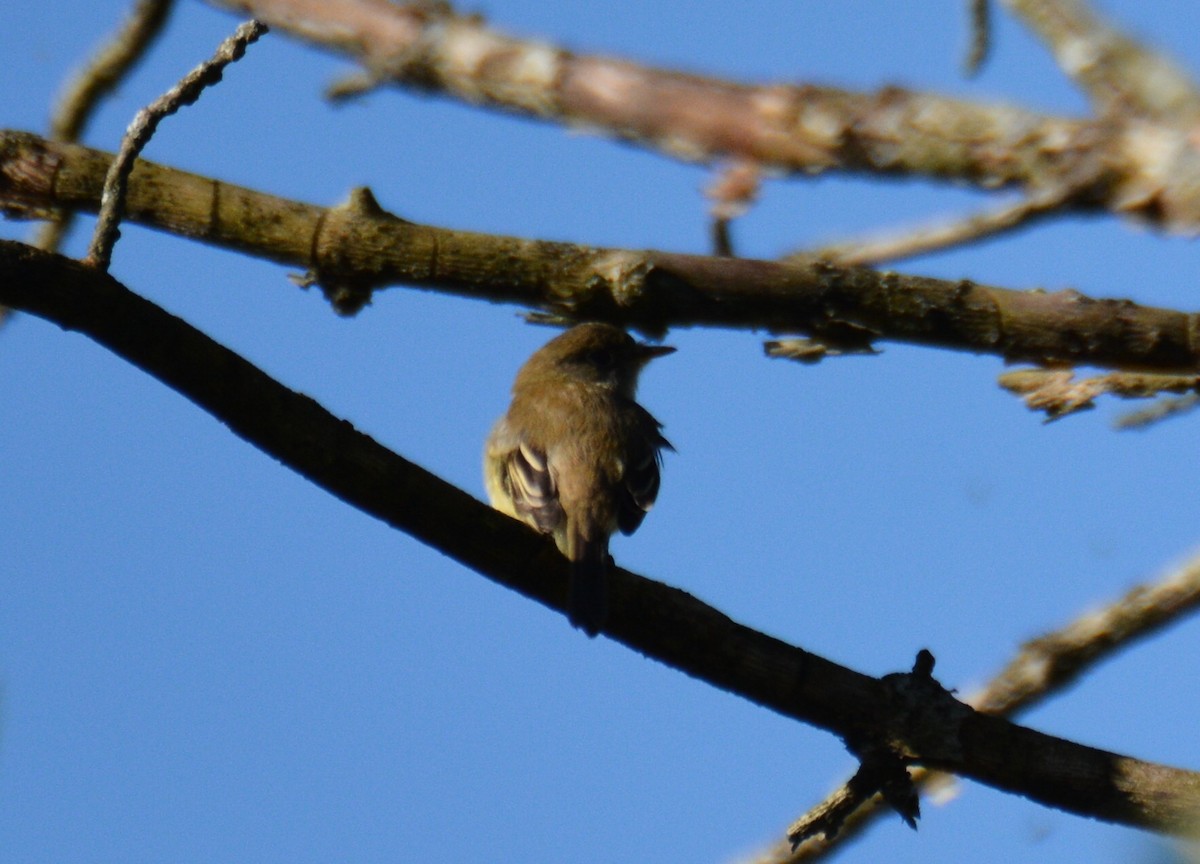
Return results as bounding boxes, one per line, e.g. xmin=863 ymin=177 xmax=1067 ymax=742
xmin=3 ymin=1 xmax=1200 ymax=862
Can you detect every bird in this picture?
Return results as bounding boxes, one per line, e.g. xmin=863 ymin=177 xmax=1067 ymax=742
xmin=484 ymin=322 xmax=674 ymax=636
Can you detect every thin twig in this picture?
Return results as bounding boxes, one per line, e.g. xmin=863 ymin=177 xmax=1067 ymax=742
xmin=964 ymin=0 xmax=991 ymax=76
xmin=742 ymin=549 xmax=1200 ymax=863
xmin=85 ymin=19 xmax=267 ymax=270
xmin=795 ymin=181 xmax=1086 ymax=267
xmin=5 ymin=1 xmax=175 ymax=327
xmin=711 ymin=218 xmax=734 ymax=257
xmin=1115 ymin=393 xmax=1200 ymax=430
xmin=34 ymin=0 xmax=175 ymax=256
xmin=706 ymin=161 xmax=760 ymax=257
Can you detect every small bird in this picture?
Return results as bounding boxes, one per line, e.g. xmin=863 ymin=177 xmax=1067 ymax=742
xmin=484 ymin=322 xmax=674 ymax=636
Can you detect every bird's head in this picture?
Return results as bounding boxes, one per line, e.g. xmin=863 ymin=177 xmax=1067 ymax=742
xmin=521 ymin=322 xmax=675 ymax=397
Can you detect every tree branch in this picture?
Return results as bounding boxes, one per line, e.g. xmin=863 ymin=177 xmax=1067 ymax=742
xmin=4 ymin=238 xmax=1200 ymax=838
xmin=4 ymin=131 xmax=1200 ymax=371
xmin=202 ymin=0 xmax=1200 ymax=231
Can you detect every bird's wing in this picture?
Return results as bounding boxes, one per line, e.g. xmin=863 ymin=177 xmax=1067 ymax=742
xmin=615 ymin=406 xmax=673 ymax=536
xmin=488 ymin=421 xmax=565 ymax=535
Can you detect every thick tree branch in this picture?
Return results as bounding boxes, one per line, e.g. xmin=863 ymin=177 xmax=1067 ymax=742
xmin=4 ymin=131 xmax=1200 ymax=371
xmin=202 ymin=0 xmax=1200 ymax=230
xmin=3 ymin=238 xmax=1200 ymax=838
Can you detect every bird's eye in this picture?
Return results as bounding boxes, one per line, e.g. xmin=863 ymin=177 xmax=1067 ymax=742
xmin=590 ymin=348 xmax=614 ymax=368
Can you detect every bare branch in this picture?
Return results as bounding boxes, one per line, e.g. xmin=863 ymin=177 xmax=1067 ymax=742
xmin=970 ymin=551 xmax=1200 ymax=715
xmin=5 ymin=238 xmax=1200 ymax=840
xmin=4 ymin=132 xmax=1200 ymax=372
xmin=1003 ymin=0 xmax=1200 ymax=121
xmin=85 ymin=19 xmax=267 ymax=270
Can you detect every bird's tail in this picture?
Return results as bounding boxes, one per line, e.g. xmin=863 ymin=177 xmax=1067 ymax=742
xmin=566 ymin=524 xmax=609 ymax=637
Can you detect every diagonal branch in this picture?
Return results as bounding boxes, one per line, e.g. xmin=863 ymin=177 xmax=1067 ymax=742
xmin=4 ymin=238 xmax=1200 ymax=838
xmin=970 ymin=549 xmax=1200 ymax=716
xmin=3 ymin=131 xmax=1200 ymax=372
xmin=50 ymin=0 xmax=177 ymax=144
xmin=1004 ymin=0 xmax=1200 ymax=121
xmin=796 ymin=180 xmax=1084 ymax=267
xmin=752 ymin=549 xmax=1200 ymax=862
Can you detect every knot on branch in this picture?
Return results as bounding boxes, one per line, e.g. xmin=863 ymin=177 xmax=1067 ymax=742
xmin=552 ymin=249 xmax=673 ymax=336
xmin=305 ymin=186 xmax=408 ymax=315
xmin=876 ymin=648 xmax=971 ymax=765
xmin=789 ymin=650 xmax=972 ymax=847
xmin=583 ymin=250 xmax=653 ymax=308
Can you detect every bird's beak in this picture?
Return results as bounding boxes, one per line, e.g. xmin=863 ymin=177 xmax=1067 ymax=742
xmin=636 ymin=343 xmax=676 ymax=361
